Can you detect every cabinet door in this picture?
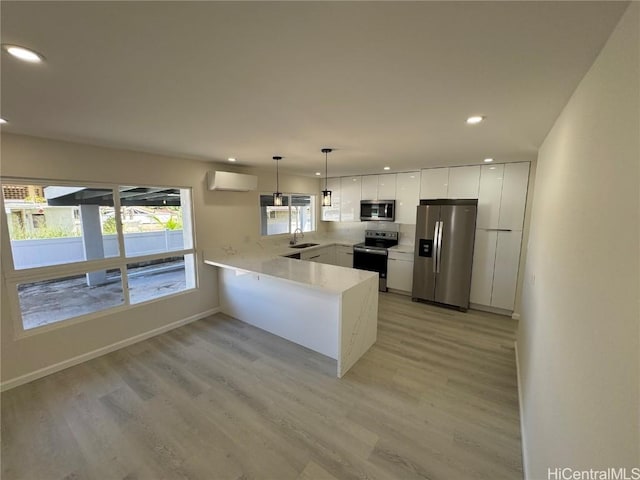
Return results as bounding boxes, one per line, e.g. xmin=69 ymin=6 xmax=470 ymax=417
xmin=387 ymin=258 xmax=414 ymax=292
xmin=447 ymin=166 xmax=480 ymax=199
xmin=340 ymin=176 xmax=362 ymax=222
xmin=491 ymin=231 xmax=523 ymax=310
xmin=361 ymin=176 xmax=378 ymax=200
xmin=395 ymin=171 xmax=420 ymax=225
xmin=420 ymin=168 xmax=449 ymax=199
xmin=336 ymin=247 xmax=353 ymax=268
xmin=321 ymin=178 xmax=341 ymax=222
xmin=325 ymin=245 xmax=336 ymax=265
xmin=477 ymin=164 xmax=504 ymax=229
xmin=377 ymin=174 xmax=397 ymax=200
xmin=469 ymin=229 xmax=497 ymax=306
xmin=499 ymin=162 xmax=530 ymax=230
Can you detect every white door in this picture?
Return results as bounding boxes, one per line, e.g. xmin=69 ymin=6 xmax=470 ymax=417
xmin=447 ymin=166 xmax=480 ymax=199
xmin=340 ymin=176 xmax=362 ymax=222
xmin=491 ymin=231 xmax=523 ymax=310
xmin=498 ymin=162 xmax=530 ymax=230
xmin=361 ymin=176 xmax=378 ymax=200
xmin=336 ymin=247 xmax=353 ymax=268
xmin=469 ymin=229 xmax=497 ymax=306
xmin=395 ymin=171 xmax=420 ymax=225
xmin=387 ymin=255 xmax=414 ymax=292
xmin=477 ymin=164 xmax=504 ymax=229
xmin=377 ymin=174 xmax=397 ymax=200
xmin=420 ymin=168 xmax=449 ymax=199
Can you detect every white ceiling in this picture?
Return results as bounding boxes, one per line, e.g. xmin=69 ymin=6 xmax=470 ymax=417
xmin=0 ymin=1 xmax=628 ymax=177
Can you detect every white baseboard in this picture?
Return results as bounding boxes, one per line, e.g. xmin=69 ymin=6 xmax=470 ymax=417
xmin=0 ymin=307 xmax=221 ymax=392
xmin=514 ymin=340 xmax=529 ymax=480
xmin=469 ymin=303 xmax=513 ymax=317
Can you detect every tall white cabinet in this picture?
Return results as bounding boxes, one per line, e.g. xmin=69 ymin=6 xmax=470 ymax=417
xmin=470 ymin=162 xmax=530 ymax=311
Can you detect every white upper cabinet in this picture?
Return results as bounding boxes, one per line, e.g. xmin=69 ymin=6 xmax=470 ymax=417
xmin=447 ymin=166 xmax=480 ymax=199
xmin=321 ymin=177 xmax=341 ymax=222
xmin=477 ymin=162 xmax=530 ymax=230
xmin=498 ymin=162 xmax=530 ymax=230
xmin=377 ymin=174 xmax=397 ymax=200
xmin=340 ymin=176 xmax=362 ymax=222
xmin=395 ymin=171 xmax=420 ymax=225
xmin=361 ymin=174 xmax=397 ymax=200
xmin=420 ymin=168 xmax=449 ymax=199
xmin=477 ymin=164 xmax=504 ymax=229
xmin=361 ymin=176 xmax=378 ymax=200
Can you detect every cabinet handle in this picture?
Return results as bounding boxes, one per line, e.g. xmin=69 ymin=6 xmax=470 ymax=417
xmin=309 ymin=255 xmax=320 ymax=259
xmin=388 ymin=258 xmax=396 ymax=261
xmin=346 ymin=252 xmax=353 ymax=255
xmin=484 ymin=228 xmax=512 ymax=232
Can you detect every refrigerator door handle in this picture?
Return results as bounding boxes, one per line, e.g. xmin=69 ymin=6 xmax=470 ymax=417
xmin=436 ymin=221 xmax=444 ymax=273
xmin=433 ymin=221 xmax=440 ymax=273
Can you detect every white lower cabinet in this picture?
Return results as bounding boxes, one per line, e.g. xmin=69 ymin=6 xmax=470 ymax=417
xmin=335 ymin=245 xmax=354 ymax=268
xmin=387 ymin=250 xmax=414 ymax=293
xmin=470 ymin=229 xmax=522 ymax=311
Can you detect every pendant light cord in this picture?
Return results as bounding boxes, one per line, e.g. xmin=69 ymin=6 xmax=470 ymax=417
xmin=325 ymin=151 xmax=328 ymax=190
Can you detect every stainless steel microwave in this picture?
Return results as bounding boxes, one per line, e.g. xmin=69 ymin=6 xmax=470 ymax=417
xmin=360 ymin=200 xmax=395 ymax=222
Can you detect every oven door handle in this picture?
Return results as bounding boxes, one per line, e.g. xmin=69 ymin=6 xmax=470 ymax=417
xmin=353 ymin=247 xmax=388 ymax=256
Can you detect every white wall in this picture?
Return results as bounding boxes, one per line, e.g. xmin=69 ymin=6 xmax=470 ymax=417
xmin=518 ymin=4 xmax=639 ymax=478
xmin=0 ymin=133 xmax=321 ymax=386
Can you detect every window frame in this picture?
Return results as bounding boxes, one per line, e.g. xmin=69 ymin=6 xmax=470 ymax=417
xmin=0 ymin=176 xmax=198 ymax=338
xmin=259 ymin=192 xmax=317 ymax=238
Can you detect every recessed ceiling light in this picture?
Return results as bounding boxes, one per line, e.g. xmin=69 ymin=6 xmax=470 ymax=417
xmin=2 ymin=44 xmax=44 ymax=63
xmin=484 ymin=158 xmax=494 ymax=163
xmin=315 ymin=172 xmax=321 ymax=176
xmin=466 ymin=115 xmax=485 ymax=125
xmin=227 ymin=157 xmax=236 ymax=162
xmin=383 ymin=166 xmax=391 ymax=171
xmin=0 ymin=118 xmax=6 ymax=124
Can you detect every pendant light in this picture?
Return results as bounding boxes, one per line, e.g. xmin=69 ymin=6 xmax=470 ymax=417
xmin=321 ymin=148 xmax=332 ymax=207
xmin=273 ymin=156 xmax=283 ymax=206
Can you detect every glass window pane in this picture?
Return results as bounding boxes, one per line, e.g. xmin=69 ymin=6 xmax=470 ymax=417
xmin=119 ymin=186 xmax=192 ymax=258
xmin=127 ymin=254 xmax=195 ymax=304
xmin=2 ymin=184 xmax=119 ymax=269
xmin=259 ymin=194 xmax=290 ymax=236
xmin=291 ymin=195 xmax=314 ymax=233
xmin=18 ymin=269 xmax=124 ymax=330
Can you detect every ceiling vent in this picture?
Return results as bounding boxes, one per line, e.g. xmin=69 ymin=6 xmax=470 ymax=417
xmin=207 ymin=171 xmax=258 ymax=192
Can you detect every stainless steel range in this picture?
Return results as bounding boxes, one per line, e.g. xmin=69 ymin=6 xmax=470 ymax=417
xmin=353 ymin=230 xmax=399 ymax=292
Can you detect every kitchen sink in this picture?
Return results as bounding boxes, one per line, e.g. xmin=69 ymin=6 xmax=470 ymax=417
xmin=289 ymin=242 xmax=319 ymax=249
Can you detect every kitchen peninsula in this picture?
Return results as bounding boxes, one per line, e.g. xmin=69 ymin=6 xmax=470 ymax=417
xmin=204 ymin=245 xmax=379 ymax=377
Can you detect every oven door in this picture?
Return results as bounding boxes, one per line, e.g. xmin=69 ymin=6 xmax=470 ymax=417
xmin=353 ymin=246 xmax=388 ymax=291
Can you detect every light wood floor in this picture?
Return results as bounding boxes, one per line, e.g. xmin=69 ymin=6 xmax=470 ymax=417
xmin=1 ymin=293 xmax=523 ymax=480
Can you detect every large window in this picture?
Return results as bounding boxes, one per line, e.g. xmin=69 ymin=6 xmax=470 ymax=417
xmin=259 ymin=194 xmax=315 ymax=236
xmin=1 ymin=181 xmax=197 ymax=333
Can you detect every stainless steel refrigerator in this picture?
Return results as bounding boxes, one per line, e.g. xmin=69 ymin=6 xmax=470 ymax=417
xmin=412 ymin=199 xmax=477 ymax=311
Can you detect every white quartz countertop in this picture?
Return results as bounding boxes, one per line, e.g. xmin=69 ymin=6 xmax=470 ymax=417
xmin=203 ymin=239 xmax=376 ymax=294
xmin=388 ymin=244 xmax=415 ymax=254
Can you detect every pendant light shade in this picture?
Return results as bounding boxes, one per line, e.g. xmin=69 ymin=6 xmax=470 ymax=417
xmin=321 ymin=148 xmax=332 ymax=207
xmin=273 ymin=156 xmax=283 ymax=206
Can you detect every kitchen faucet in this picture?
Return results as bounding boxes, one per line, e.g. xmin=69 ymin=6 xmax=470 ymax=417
xmin=290 ymin=228 xmax=304 ymax=245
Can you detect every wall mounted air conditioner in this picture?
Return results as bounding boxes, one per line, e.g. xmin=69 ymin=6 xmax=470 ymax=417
xmin=207 ymin=171 xmax=258 ymax=192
